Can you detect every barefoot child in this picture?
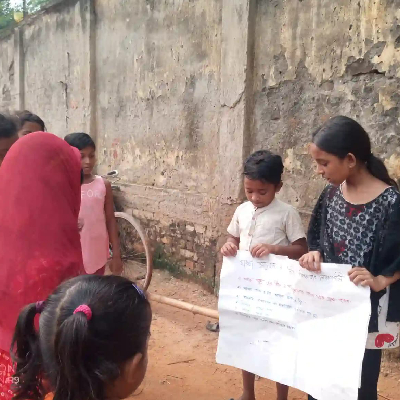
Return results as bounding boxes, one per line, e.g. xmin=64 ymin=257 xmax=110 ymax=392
xmin=65 ymin=133 xmax=123 ymax=275
xmin=300 ymin=116 xmax=400 ymax=400
xmin=221 ymin=150 xmax=308 ymax=400
xmin=11 ymin=275 xmax=151 ymax=400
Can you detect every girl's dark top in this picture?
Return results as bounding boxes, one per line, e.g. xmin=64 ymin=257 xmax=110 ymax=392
xmin=308 ymin=185 xmax=400 ymax=332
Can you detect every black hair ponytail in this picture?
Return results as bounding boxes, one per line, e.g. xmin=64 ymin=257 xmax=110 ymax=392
xmin=313 ymin=116 xmax=398 ymax=188
xmin=12 ymin=275 xmax=151 ymax=400
xmin=53 ymin=312 xmax=95 ymax=400
xmin=11 ymin=303 xmax=44 ymax=400
xmin=366 ymin=154 xmax=398 ymax=188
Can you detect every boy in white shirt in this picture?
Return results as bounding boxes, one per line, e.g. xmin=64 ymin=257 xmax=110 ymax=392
xmin=221 ymin=150 xmax=308 ymax=400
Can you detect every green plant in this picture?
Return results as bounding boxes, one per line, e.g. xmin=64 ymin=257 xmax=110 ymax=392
xmin=27 ymin=0 xmax=50 ymax=13
xmin=0 ymin=0 xmax=51 ymax=31
xmin=153 ymin=244 xmax=216 ymax=291
xmin=0 ymin=0 xmax=14 ymax=30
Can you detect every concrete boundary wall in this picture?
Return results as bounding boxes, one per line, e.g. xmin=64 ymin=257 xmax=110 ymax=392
xmin=1 ymin=0 xmax=400 ymax=290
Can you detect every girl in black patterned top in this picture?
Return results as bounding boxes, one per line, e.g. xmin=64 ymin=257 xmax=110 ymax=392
xmin=299 ymin=116 xmax=400 ymax=400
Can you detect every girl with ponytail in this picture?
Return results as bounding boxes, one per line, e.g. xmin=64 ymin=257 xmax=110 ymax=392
xmin=11 ymin=275 xmax=152 ymax=400
xmin=300 ymin=116 xmax=400 ymax=400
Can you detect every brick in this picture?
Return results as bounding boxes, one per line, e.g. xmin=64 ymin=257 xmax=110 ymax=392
xmin=185 ymin=260 xmax=195 ymax=270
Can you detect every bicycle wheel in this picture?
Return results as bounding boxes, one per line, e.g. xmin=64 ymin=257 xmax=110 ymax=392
xmin=113 ymin=212 xmax=153 ymax=291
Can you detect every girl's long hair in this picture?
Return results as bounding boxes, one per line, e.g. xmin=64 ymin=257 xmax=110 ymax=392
xmin=312 ymin=116 xmax=397 ymax=188
xmin=12 ymin=275 xmax=151 ymax=400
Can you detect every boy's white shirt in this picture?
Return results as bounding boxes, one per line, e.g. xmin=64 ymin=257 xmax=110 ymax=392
xmin=227 ymin=199 xmax=305 ymax=250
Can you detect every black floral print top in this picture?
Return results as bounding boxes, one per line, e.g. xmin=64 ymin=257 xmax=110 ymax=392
xmin=308 ymin=185 xmax=400 ymax=332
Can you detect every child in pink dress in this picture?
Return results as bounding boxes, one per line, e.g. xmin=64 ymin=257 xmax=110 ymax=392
xmin=65 ymin=133 xmax=122 ymax=275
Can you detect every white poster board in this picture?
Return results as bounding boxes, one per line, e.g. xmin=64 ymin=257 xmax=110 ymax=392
xmin=216 ymin=251 xmax=371 ymax=400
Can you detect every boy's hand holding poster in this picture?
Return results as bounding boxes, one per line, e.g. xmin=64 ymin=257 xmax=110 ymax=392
xmin=216 ymin=251 xmax=371 ymax=400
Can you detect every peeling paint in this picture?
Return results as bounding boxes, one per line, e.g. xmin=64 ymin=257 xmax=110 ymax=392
xmin=283 ymin=148 xmax=302 ymax=174
xmin=379 ymin=87 xmax=397 ymax=112
xmin=254 ymin=0 xmax=400 ymax=220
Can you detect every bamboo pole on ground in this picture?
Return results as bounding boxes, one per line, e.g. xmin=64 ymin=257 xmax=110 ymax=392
xmin=147 ymin=292 xmax=219 ymax=320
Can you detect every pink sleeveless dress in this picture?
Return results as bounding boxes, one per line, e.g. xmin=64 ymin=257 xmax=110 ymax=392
xmin=79 ymin=176 xmax=109 ymax=274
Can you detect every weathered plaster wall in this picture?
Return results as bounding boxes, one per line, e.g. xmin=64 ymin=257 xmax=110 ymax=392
xmin=2 ymin=0 xmax=400 ymax=288
xmin=0 ymin=0 xmax=93 ymax=135
xmin=95 ymin=1 xmax=221 ymax=193
xmin=94 ymin=0 xmax=223 ymax=283
xmin=253 ymin=0 xmax=400 ymax=219
xmin=22 ymin=0 xmax=93 ymax=135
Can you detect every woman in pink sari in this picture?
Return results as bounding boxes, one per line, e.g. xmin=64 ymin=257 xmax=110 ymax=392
xmin=0 ymin=132 xmax=83 ymax=399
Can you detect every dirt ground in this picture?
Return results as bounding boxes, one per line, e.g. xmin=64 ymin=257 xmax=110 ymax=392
xmin=129 ymin=268 xmax=400 ymax=400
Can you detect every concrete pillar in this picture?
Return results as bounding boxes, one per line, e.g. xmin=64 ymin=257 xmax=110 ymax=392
xmin=218 ymin=0 xmax=256 ymax=206
xmin=215 ymin=0 xmax=256 ymax=289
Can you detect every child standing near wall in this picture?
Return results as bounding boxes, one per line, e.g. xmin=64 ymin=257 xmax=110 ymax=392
xmin=300 ymin=116 xmax=400 ymax=400
xmin=65 ymin=133 xmax=123 ymax=275
xmin=221 ymin=150 xmax=308 ymax=400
